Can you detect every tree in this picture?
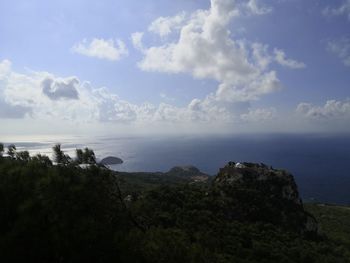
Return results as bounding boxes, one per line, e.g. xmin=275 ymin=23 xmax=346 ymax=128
xmin=0 ymin=143 xmax=4 ymax=157
xmin=62 ymin=154 xmax=72 ymax=165
xmin=15 ymin=151 xmax=31 ymax=162
xmin=85 ymin=148 xmax=96 ymax=164
xmin=83 ymin=147 xmax=96 ymax=164
xmin=31 ymin=154 xmax=53 ymax=166
xmin=52 ymin=144 xmax=71 ymax=165
xmin=7 ymin=144 xmax=16 ymax=159
xmin=76 ymin=149 xmax=84 ymax=164
xmin=53 ymin=144 xmax=64 ymax=164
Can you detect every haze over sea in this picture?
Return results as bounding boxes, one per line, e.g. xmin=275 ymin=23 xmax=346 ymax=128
xmin=2 ymin=133 xmax=350 ymax=205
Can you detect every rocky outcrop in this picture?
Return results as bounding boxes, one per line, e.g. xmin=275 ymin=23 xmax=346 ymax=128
xmin=213 ymin=161 xmax=318 ymax=234
xmin=100 ymin=156 xmax=123 ymax=165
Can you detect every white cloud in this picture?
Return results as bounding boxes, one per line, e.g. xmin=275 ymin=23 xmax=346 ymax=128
xmin=273 ymin=49 xmax=306 ymax=69
xmin=327 ymin=38 xmax=350 ymax=66
xmin=3 ymin=60 xmax=350 ymax=133
xmin=71 ymin=38 xmax=128 ymax=61
xmin=240 ymin=107 xmax=276 ymax=122
xmin=42 ymin=77 xmax=79 ymax=100
xmin=296 ymin=100 xmax=350 ymax=120
xmin=0 ymin=59 xmax=11 ymax=78
xmin=131 ymin=32 xmax=145 ymax=51
xmin=148 ymin=12 xmax=186 ymax=37
xmin=245 ymin=0 xmax=272 ymax=15
xmin=0 ymin=99 xmax=31 ymax=119
xmin=134 ymin=0 xmax=303 ymax=102
xmin=160 ymin=93 xmax=175 ymax=102
xmin=0 ymin=59 xmax=239 ymax=125
xmin=323 ymin=0 xmax=350 ymax=20
xmin=0 ymin=60 xmax=125 ymax=122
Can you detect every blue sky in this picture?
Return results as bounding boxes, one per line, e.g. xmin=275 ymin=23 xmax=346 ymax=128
xmin=0 ymin=0 xmax=350 ymax=135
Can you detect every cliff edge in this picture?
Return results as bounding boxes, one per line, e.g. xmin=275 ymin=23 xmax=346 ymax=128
xmin=213 ymin=162 xmax=318 ymax=234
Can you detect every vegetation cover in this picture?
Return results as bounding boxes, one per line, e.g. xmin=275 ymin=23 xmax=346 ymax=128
xmin=0 ymin=143 xmax=349 ymax=262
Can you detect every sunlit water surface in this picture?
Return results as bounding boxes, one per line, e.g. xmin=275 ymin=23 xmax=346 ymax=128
xmin=2 ymin=134 xmax=350 ymax=204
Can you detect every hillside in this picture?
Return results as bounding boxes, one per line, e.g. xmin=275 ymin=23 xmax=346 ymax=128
xmin=117 ymin=165 xmax=209 ymax=194
xmin=0 ymin=155 xmax=349 ymax=262
xmin=305 ymin=203 xmax=350 ymax=258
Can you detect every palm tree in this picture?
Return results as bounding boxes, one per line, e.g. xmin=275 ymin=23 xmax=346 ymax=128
xmin=7 ymin=144 xmax=16 ymax=159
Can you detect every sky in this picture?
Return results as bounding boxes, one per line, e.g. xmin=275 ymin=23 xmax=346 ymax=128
xmin=0 ymin=0 xmax=350 ymax=136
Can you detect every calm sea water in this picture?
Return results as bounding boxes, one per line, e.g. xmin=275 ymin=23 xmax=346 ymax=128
xmin=2 ymin=134 xmax=350 ymax=205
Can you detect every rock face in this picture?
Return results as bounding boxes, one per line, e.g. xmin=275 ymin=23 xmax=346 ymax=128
xmin=213 ymin=162 xmax=318 ymax=234
xmin=100 ymin=156 xmax=123 ymax=165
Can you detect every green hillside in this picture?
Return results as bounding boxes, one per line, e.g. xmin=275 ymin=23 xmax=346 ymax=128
xmin=0 ymin=146 xmax=349 ymax=262
xmin=305 ymin=203 xmax=350 ymax=258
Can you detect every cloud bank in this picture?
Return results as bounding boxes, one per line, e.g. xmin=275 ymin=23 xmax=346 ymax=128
xmin=0 ymin=59 xmax=349 ymax=133
xmin=296 ymin=100 xmax=350 ymax=121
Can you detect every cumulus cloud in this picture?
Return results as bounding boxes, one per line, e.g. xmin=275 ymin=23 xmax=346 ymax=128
xmin=42 ymin=77 xmax=79 ymax=100
xmin=134 ymin=0 xmax=303 ymax=102
xmin=4 ymin=59 xmax=349 ymax=133
xmin=323 ymin=0 xmax=350 ymax=20
xmin=0 ymin=99 xmax=31 ymax=119
xmin=240 ymin=107 xmax=276 ymax=122
xmin=0 ymin=60 xmax=31 ymax=118
xmin=71 ymin=38 xmax=128 ymax=61
xmin=296 ymin=100 xmax=350 ymax=120
xmin=327 ymin=38 xmax=350 ymax=66
xmin=273 ymin=49 xmax=306 ymax=69
xmin=131 ymin=32 xmax=145 ymax=51
xmin=0 ymin=59 xmax=11 ymax=78
xmin=148 ymin=12 xmax=186 ymax=37
xmin=245 ymin=0 xmax=272 ymax=15
xmin=0 ymin=60 xmax=115 ymax=122
xmin=0 ymin=59 xmax=240 ymax=125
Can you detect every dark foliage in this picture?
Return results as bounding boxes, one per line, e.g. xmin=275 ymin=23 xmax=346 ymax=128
xmin=0 ymin=146 xmax=349 ymax=262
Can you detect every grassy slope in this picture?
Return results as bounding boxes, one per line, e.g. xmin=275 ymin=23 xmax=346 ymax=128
xmin=305 ymin=203 xmax=350 ymax=258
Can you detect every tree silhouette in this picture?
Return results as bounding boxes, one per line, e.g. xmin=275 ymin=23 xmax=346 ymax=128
xmin=75 ymin=148 xmax=95 ymax=164
xmin=0 ymin=143 xmax=4 ymax=157
xmin=53 ymin=144 xmax=64 ymax=164
xmin=7 ymin=144 xmax=16 ymax=159
xmin=15 ymin=151 xmax=30 ymax=162
xmin=32 ymin=154 xmax=53 ymax=166
xmin=53 ymin=144 xmax=71 ymax=165
xmin=83 ymin=147 xmax=96 ymax=164
xmin=76 ymin=149 xmax=84 ymax=164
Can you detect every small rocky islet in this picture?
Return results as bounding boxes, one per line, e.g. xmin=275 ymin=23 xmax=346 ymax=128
xmin=100 ymin=156 xmax=124 ymax=165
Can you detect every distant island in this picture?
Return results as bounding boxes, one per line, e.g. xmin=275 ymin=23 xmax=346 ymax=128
xmin=100 ymin=156 xmax=124 ymax=165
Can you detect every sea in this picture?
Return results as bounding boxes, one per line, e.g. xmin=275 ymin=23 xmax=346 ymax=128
xmin=1 ymin=133 xmax=350 ymax=205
